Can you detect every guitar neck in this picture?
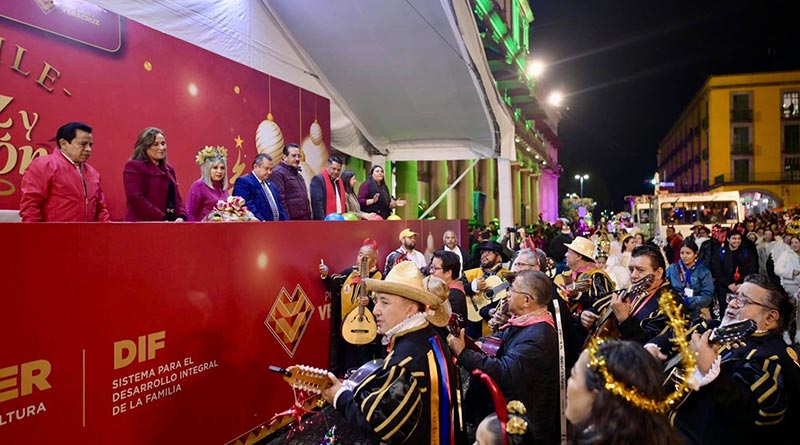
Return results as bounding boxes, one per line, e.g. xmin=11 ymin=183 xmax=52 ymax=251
xmin=358 ymin=258 xmax=368 ymax=315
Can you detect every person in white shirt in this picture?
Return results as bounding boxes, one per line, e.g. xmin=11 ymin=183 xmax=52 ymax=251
xmin=384 ymin=228 xmax=426 ymax=275
xmin=441 ymin=229 xmax=472 ymax=277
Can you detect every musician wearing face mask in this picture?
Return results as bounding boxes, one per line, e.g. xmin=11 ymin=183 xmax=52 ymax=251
xmin=581 ymin=244 xmax=682 ymax=345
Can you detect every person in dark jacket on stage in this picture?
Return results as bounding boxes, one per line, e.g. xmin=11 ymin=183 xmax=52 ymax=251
xmin=270 ymin=143 xmax=310 ymax=220
xmin=310 ymin=156 xmax=345 ymax=220
xmin=123 ymin=127 xmax=186 ymax=221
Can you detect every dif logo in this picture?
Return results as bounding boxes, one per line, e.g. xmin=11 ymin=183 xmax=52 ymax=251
xmin=0 ymin=360 xmax=52 ymax=403
xmin=114 ymin=331 xmax=165 ymax=370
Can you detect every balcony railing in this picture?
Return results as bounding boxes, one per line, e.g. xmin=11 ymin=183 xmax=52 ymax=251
xmin=781 ymin=107 xmax=799 ymax=119
xmin=730 ymin=109 xmax=753 ymax=122
xmin=731 ymin=143 xmax=753 ymax=155
xmin=712 ymin=171 xmax=798 ymax=184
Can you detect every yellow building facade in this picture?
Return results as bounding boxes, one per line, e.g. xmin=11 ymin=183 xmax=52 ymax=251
xmin=657 ymin=71 xmax=800 ymax=213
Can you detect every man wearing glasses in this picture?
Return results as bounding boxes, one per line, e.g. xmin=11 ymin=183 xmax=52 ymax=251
xmin=429 ymin=249 xmax=468 ymax=326
xmin=665 ymin=274 xmax=800 ymax=445
xmin=447 ymin=269 xmax=560 ymax=444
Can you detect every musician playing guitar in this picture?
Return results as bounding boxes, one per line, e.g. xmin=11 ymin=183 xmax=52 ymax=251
xmin=648 ymin=274 xmax=800 ymax=445
xmin=461 ymin=240 xmax=510 ymax=339
xmin=554 ymin=236 xmax=615 ymax=349
xmin=320 ymin=239 xmax=384 ymax=376
xmin=448 ymin=269 xmax=560 ymax=444
xmin=581 ymin=244 xmax=683 ymax=345
xmin=321 ymin=262 xmax=463 ymax=445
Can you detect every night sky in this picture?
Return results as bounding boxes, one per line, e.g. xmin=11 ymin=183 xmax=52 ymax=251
xmin=529 ymin=0 xmax=798 ymax=214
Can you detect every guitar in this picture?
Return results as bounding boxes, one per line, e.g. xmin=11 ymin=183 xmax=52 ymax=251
xmin=553 ymin=275 xmax=592 ymax=302
xmin=270 ymin=358 xmax=384 ymax=395
xmin=448 ymin=313 xmax=503 ymax=357
xmin=663 ymin=318 xmax=757 ymax=378
xmin=585 ymin=274 xmax=655 ymax=345
xmin=663 ymin=319 xmax=757 ymax=415
xmin=342 ymin=256 xmax=378 ymax=345
xmin=466 ymin=275 xmax=507 ymax=323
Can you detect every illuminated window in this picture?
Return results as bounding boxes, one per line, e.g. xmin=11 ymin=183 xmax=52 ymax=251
xmin=783 ymin=91 xmax=799 ymax=119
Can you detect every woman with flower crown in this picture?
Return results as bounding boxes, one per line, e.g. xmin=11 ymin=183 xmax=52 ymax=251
xmin=186 ymin=146 xmax=229 ymax=221
xmin=566 ymin=339 xmax=680 ymax=445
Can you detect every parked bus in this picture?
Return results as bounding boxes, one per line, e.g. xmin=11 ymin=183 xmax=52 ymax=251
xmin=627 ymin=191 xmax=743 ymax=238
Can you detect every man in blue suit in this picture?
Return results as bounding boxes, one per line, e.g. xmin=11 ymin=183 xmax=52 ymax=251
xmin=232 ymin=153 xmax=288 ymax=221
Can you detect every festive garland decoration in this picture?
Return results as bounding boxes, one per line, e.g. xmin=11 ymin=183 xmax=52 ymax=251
xmin=586 ymin=291 xmax=695 ymax=413
xmin=195 ymin=145 xmax=228 ymax=166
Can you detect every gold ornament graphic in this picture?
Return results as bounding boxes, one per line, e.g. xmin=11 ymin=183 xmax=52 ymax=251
xmin=309 ymin=119 xmax=323 ymax=146
xmin=255 ymin=113 xmax=285 ymax=159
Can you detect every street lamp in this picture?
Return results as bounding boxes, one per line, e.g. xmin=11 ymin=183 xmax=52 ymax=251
xmin=527 ymin=59 xmax=545 ymax=78
xmin=574 ymin=174 xmax=589 ymax=198
xmin=548 ymin=91 xmax=563 ymax=107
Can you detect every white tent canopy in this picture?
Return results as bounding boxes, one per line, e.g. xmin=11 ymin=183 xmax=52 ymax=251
xmin=91 ymin=0 xmax=515 ymax=162
xmin=89 ymin=0 xmax=516 ymax=224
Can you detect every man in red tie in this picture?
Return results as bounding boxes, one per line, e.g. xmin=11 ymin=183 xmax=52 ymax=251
xmin=310 ymin=156 xmax=346 ymax=220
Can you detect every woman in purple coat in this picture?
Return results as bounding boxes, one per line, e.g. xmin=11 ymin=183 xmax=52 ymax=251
xmin=123 ymin=127 xmax=187 ymax=221
xmin=186 ymin=146 xmax=229 ymax=221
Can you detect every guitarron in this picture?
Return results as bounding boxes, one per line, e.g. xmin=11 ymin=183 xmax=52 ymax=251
xmin=341 ymin=256 xmax=378 ymax=345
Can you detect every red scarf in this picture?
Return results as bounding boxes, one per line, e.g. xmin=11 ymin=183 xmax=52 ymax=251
xmin=323 ymin=169 xmax=346 ymax=215
xmin=448 ymin=280 xmax=465 ymax=293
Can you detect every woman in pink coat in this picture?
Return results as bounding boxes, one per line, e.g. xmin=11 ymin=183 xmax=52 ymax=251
xmin=186 ymin=146 xmax=229 ymax=221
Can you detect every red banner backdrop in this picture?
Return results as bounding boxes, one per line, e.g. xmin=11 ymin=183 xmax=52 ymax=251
xmin=0 ymin=0 xmax=331 ymax=219
xmin=0 ymin=219 xmax=467 ymax=444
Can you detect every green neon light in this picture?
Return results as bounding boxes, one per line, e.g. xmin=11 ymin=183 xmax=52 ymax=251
xmin=475 ymin=0 xmax=493 ymax=16
xmin=512 ymin=0 xmax=520 ymax=48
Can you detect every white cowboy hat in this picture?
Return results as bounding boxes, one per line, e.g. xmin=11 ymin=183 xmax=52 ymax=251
xmin=564 ymin=236 xmax=597 ymax=261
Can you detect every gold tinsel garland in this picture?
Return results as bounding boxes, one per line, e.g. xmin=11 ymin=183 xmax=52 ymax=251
xmin=586 ymin=291 xmax=695 ymax=413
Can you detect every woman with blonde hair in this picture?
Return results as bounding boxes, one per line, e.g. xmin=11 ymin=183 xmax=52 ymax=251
xmin=186 ymin=146 xmax=229 ymax=221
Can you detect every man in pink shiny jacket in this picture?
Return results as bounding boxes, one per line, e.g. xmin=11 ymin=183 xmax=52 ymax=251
xmin=20 ymin=122 xmax=110 ymax=222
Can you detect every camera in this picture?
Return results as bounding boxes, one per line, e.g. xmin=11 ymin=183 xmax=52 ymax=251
xmin=506 ymin=226 xmax=519 ymax=233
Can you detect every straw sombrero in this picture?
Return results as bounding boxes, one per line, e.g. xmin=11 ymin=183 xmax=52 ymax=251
xmin=364 ymin=261 xmax=440 ymax=307
xmin=421 ymin=275 xmax=451 ymax=327
xmin=564 ymin=236 xmax=596 ymax=261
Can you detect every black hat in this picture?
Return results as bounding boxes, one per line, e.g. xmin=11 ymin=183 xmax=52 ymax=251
xmin=476 ymin=240 xmax=509 ymax=262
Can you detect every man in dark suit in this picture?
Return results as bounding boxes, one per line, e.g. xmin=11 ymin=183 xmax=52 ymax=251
xmin=232 ymin=153 xmax=288 ymax=221
xmin=309 ymin=156 xmax=345 ymax=220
